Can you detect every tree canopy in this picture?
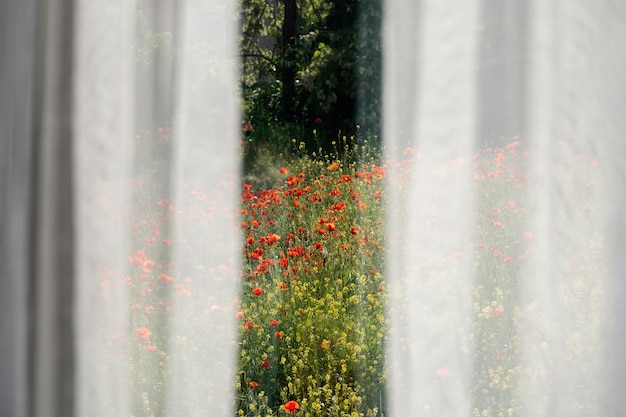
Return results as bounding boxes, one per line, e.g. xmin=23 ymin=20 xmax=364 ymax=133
xmin=241 ymin=0 xmax=382 ymax=149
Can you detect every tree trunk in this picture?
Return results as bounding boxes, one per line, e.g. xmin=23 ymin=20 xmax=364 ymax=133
xmin=281 ymin=0 xmax=297 ymax=121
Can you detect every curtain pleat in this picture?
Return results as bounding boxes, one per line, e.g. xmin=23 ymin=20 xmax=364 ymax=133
xmin=0 ymin=1 xmax=38 ymax=416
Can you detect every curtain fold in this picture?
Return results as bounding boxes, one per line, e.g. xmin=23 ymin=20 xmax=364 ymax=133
xmin=0 ymin=1 xmax=38 ymax=416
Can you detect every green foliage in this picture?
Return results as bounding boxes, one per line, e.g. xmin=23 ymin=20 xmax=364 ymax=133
xmin=240 ymin=0 xmax=382 ymax=149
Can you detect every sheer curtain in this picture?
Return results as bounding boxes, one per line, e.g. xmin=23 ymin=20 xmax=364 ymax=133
xmin=384 ymin=1 xmax=626 ymax=416
xmin=2 ymin=1 xmax=626 ymax=417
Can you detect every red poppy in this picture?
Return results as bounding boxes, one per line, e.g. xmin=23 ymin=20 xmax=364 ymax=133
xmin=245 ymin=321 xmax=254 ymax=331
xmin=285 ymin=400 xmax=300 ymax=415
xmin=350 ymin=227 xmax=358 ymax=235
xmin=158 ymin=273 xmax=174 ymax=283
xmin=252 ymin=288 xmax=263 ymax=296
xmin=269 ymin=320 xmax=279 ymax=327
xmin=279 ymin=167 xmax=288 ymax=174
xmin=249 ymin=381 xmax=259 ymax=389
xmin=275 ymin=331 xmax=284 ymax=338
xmin=268 ymin=234 xmax=281 ymax=244
xmin=136 ymin=327 xmax=151 ymax=341
xmin=261 ymin=360 xmax=271 ymax=368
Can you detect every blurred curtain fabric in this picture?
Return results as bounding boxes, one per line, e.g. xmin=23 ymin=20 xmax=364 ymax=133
xmin=2 ymin=1 xmax=626 ymax=417
xmin=384 ymin=1 xmax=626 ymax=416
xmin=1 ymin=1 xmax=39 ymax=416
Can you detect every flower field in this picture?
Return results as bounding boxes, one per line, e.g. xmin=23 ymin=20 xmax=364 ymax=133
xmin=236 ymin=145 xmax=387 ymax=417
xmin=99 ymin=130 xmax=605 ymax=417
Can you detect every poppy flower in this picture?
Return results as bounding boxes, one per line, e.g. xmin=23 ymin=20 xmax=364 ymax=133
xmin=269 ymin=320 xmax=279 ymax=327
xmin=136 ymin=327 xmax=151 ymax=341
xmin=158 ymin=273 xmax=174 ymax=283
xmin=245 ymin=321 xmax=254 ymax=331
xmin=275 ymin=331 xmax=284 ymax=338
xmin=249 ymin=381 xmax=259 ymax=389
xmin=284 ymin=400 xmax=300 ymax=415
xmin=279 ymin=167 xmax=288 ymax=174
xmin=320 ymin=340 xmax=331 ymax=349
xmin=261 ymin=360 xmax=271 ymax=368
xmin=267 ymin=234 xmax=281 ymax=244
xmin=252 ymin=288 xmax=263 ymax=296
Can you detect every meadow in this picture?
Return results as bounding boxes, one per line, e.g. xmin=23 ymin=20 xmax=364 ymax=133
xmin=100 ymin=127 xmax=603 ymax=417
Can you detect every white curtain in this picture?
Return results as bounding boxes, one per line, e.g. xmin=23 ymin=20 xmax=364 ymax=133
xmin=2 ymin=0 xmax=626 ymax=416
xmin=72 ymin=1 xmax=240 ymax=416
xmin=384 ymin=1 xmax=626 ymax=416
